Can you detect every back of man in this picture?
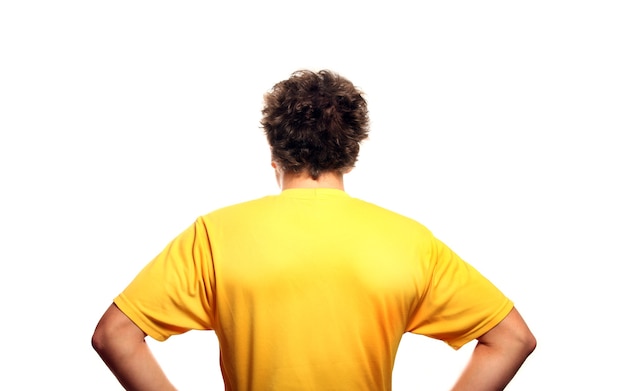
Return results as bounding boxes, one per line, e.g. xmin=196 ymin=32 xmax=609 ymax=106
xmin=113 ymin=188 xmax=513 ymax=390
xmin=92 ymin=69 xmax=535 ymax=391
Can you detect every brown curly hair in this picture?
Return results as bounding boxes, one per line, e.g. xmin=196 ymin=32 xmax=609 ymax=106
xmin=261 ymin=70 xmax=369 ymax=180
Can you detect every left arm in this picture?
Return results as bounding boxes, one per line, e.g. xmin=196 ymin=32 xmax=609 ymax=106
xmin=91 ymin=303 xmax=177 ymax=391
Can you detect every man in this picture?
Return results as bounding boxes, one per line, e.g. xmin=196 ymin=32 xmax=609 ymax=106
xmin=92 ymin=69 xmax=536 ymax=390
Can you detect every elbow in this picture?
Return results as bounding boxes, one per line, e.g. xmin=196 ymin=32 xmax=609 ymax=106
xmin=91 ymin=323 xmax=109 ymax=356
xmin=91 ymin=309 xmax=121 ymax=357
xmin=478 ymin=307 xmax=537 ymax=360
xmin=91 ymin=304 xmax=148 ymax=359
xmin=91 ymin=321 xmax=133 ymax=363
xmin=506 ymin=320 xmax=536 ymax=361
xmin=521 ymin=329 xmax=537 ymax=357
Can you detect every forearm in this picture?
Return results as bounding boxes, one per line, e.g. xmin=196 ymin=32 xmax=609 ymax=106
xmin=95 ymin=337 xmax=176 ymax=391
xmin=450 ymin=340 xmax=531 ymax=391
xmin=92 ymin=304 xmax=176 ymax=391
xmin=450 ymin=307 xmax=536 ymax=391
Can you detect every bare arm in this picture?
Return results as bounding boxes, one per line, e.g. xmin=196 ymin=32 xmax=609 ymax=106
xmin=92 ymin=303 xmax=177 ymax=391
xmin=451 ymin=307 xmax=536 ymax=391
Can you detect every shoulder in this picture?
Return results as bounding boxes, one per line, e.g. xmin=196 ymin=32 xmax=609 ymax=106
xmin=350 ymin=196 xmax=432 ymax=232
xmin=197 ymin=195 xmax=280 ymax=223
xmin=196 ymin=193 xmax=433 ymax=239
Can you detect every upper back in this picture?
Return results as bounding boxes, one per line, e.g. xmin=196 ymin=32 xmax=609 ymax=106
xmin=203 ymin=188 xmax=433 ymax=390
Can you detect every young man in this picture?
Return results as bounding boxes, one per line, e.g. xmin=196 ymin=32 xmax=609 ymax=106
xmin=92 ymin=69 xmax=536 ymax=390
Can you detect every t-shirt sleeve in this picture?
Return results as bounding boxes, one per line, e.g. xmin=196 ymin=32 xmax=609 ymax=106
xmin=406 ymin=236 xmax=514 ymax=350
xmin=113 ymin=218 xmax=216 ymax=341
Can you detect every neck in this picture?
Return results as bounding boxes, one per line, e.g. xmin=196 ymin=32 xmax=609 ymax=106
xmin=280 ymin=171 xmax=345 ymax=191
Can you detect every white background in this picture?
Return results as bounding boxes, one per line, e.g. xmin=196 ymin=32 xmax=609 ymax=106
xmin=1 ymin=1 xmax=624 ymax=389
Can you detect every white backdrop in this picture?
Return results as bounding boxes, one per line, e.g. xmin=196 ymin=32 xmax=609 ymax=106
xmin=1 ymin=1 xmax=624 ymax=389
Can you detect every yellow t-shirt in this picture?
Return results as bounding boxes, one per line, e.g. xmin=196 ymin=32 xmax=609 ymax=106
xmin=114 ymin=188 xmax=513 ymax=391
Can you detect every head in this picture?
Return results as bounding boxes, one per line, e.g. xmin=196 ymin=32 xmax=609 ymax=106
xmin=261 ymin=69 xmax=369 ymax=180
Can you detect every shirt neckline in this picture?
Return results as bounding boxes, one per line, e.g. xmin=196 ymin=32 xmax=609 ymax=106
xmin=279 ymin=188 xmax=350 ymax=199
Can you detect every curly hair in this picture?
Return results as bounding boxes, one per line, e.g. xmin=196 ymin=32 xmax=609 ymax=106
xmin=261 ymin=70 xmax=369 ymax=180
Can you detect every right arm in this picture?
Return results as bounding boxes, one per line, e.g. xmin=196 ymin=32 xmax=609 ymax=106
xmin=451 ymin=307 xmax=536 ymax=391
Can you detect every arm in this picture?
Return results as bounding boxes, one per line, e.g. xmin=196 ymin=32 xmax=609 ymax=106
xmin=451 ymin=307 xmax=536 ymax=391
xmin=91 ymin=303 xmax=177 ymax=391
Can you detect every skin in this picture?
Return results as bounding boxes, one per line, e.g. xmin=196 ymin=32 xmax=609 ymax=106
xmin=451 ymin=307 xmax=536 ymax=390
xmin=271 ymin=161 xmax=347 ymax=190
xmin=92 ymin=163 xmax=536 ymax=390
xmin=92 ymin=304 xmax=176 ymax=391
